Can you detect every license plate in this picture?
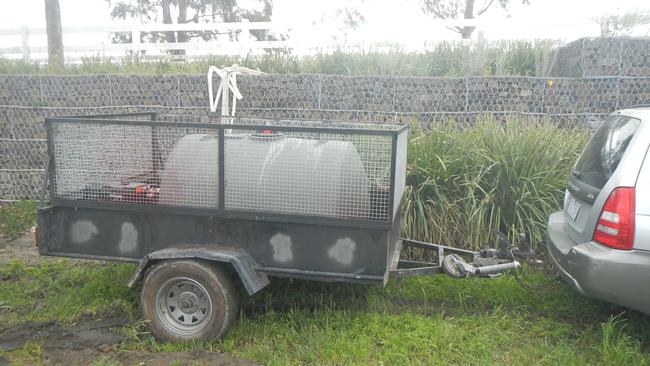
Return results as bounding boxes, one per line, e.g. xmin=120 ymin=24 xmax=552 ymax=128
xmin=566 ymin=195 xmax=581 ymax=221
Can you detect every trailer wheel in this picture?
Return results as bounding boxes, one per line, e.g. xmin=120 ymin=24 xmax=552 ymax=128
xmin=141 ymin=260 xmax=239 ymax=342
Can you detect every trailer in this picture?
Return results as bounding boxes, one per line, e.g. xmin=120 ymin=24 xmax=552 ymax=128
xmin=36 ymin=111 xmax=520 ymax=342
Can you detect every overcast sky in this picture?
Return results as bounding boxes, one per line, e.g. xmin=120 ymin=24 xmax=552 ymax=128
xmin=0 ymin=0 xmax=648 ymax=55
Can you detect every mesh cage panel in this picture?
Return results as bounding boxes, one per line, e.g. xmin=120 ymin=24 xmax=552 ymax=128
xmin=50 ymin=120 xmax=221 ymax=209
xmin=47 ymin=115 xmax=403 ymax=221
xmin=52 ymin=123 xmax=154 ymax=200
xmin=154 ymin=126 xmax=221 ymax=208
xmin=224 ymin=129 xmax=392 ymax=220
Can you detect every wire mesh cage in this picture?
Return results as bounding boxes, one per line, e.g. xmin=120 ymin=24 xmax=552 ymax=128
xmin=46 ymin=113 xmax=409 ymax=222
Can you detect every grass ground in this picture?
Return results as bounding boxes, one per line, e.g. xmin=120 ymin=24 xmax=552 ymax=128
xmin=0 ymin=204 xmax=649 ymax=365
xmin=0 ymin=258 xmax=648 ymax=365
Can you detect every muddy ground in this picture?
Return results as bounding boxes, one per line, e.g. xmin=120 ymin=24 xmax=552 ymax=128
xmin=0 ymin=233 xmax=261 ymax=366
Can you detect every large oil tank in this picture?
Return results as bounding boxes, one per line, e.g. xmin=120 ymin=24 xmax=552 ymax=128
xmin=160 ymin=133 xmax=370 ymax=218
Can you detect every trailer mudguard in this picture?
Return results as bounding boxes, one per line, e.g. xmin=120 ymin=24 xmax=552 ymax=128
xmin=127 ymin=245 xmax=270 ymax=295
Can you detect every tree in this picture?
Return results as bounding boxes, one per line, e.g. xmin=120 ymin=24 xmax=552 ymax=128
xmin=419 ymin=0 xmax=530 ymax=39
xmin=44 ymin=0 xmax=64 ymax=68
xmin=312 ymin=1 xmax=367 ymax=43
xmin=105 ymin=0 xmax=276 ymax=53
xmin=598 ymin=10 xmax=650 ymax=37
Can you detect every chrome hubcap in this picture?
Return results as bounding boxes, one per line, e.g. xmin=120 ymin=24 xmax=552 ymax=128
xmin=155 ymin=277 xmax=212 ymax=336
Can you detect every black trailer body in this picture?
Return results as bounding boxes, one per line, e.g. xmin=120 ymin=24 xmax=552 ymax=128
xmin=37 ymin=113 xmax=409 ymax=293
xmin=36 ymin=112 xmax=524 ymax=342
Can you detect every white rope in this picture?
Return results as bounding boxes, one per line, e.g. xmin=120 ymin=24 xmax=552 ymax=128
xmin=207 ymin=65 xmax=264 ymax=118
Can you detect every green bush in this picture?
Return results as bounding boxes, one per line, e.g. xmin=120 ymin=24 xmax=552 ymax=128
xmin=403 ymin=118 xmax=588 ymax=251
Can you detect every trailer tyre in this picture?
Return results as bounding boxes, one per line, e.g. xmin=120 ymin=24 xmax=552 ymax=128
xmin=141 ymin=260 xmax=239 ymax=343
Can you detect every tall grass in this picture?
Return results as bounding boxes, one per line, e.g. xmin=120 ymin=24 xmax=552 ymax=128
xmin=599 ymin=315 xmax=648 ymax=365
xmin=403 ymin=118 xmax=588 ymax=251
xmin=0 ymin=40 xmax=557 ymax=76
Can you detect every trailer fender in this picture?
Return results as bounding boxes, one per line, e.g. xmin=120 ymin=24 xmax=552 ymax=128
xmin=127 ymin=246 xmax=270 ymax=295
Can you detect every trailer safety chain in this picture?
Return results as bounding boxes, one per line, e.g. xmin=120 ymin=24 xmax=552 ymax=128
xmin=512 ymin=249 xmax=561 ymax=294
xmin=500 ymin=233 xmax=561 ymax=294
xmin=450 ymin=231 xmax=560 ymax=293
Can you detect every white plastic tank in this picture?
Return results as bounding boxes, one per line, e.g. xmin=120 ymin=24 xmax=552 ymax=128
xmin=159 ymin=133 xmax=370 ymax=218
xmin=159 ymin=134 xmax=219 ymax=208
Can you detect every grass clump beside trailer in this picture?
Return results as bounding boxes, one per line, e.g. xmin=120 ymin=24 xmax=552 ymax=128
xmin=0 ymin=201 xmax=37 ymax=241
xmin=403 ymin=118 xmax=588 ymax=252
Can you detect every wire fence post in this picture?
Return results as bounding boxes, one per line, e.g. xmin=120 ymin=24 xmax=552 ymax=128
xmin=20 ymin=26 xmax=29 ymax=60
xmin=131 ymin=26 xmax=141 ymax=61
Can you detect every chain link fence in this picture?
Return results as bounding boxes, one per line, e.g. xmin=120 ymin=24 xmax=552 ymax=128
xmin=2 ymin=37 xmax=650 ymax=203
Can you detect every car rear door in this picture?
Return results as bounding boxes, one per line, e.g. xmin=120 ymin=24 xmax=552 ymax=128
xmin=563 ymin=114 xmax=645 ymax=245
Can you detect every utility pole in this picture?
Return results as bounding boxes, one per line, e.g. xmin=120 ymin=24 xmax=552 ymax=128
xmin=44 ymin=0 xmax=64 ymax=68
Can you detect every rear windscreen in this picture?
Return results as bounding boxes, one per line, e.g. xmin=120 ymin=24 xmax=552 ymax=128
xmin=573 ymin=115 xmax=641 ymax=189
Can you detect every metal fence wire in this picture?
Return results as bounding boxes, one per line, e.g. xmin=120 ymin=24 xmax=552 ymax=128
xmin=2 ymin=73 xmax=650 ymax=203
xmin=46 ymin=115 xmax=406 ymax=221
xmin=2 ymin=37 xmax=650 ymax=203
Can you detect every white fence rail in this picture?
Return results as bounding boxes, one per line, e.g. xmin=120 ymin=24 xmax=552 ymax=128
xmin=0 ymin=20 xmax=602 ymax=60
xmin=0 ymin=22 xmax=292 ymax=59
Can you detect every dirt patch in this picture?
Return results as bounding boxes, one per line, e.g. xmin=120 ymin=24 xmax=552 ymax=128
xmin=0 ymin=313 xmax=127 ymax=352
xmin=43 ymin=349 xmax=261 ymax=366
xmin=0 ymin=231 xmax=51 ymax=266
xmin=0 ymin=310 xmax=260 ymax=366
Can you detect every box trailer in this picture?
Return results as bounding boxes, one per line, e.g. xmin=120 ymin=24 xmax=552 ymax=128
xmin=37 ymin=112 xmax=520 ymax=342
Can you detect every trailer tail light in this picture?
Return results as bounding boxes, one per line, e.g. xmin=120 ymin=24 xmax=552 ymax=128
xmin=593 ymin=187 xmax=635 ymax=250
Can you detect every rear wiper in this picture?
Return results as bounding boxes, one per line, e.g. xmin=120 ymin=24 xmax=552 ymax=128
xmin=571 ymin=168 xmax=581 ymax=178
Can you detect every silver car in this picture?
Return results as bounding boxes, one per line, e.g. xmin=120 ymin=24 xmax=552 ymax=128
xmin=547 ymin=107 xmax=650 ymax=314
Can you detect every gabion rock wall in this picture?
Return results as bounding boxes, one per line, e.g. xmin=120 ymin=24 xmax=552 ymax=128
xmin=2 ymin=71 xmax=650 ymax=202
xmin=551 ymin=37 xmax=650 ymax=77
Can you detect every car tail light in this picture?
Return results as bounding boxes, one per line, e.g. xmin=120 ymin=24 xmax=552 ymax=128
xmin=593 ymin=187 xmax=635 ymax=250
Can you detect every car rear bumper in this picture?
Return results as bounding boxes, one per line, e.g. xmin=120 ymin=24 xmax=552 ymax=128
xmin=547 ymin=211 xmax=650 ymax=315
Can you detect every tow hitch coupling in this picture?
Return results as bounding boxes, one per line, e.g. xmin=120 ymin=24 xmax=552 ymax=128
xmin=442 ymin=254 xmax=520 ymax=278
xmin=392 ymin=233 xmax=534 ymax=280
xmin=442 ymin=232 xmax=536 ymax=278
